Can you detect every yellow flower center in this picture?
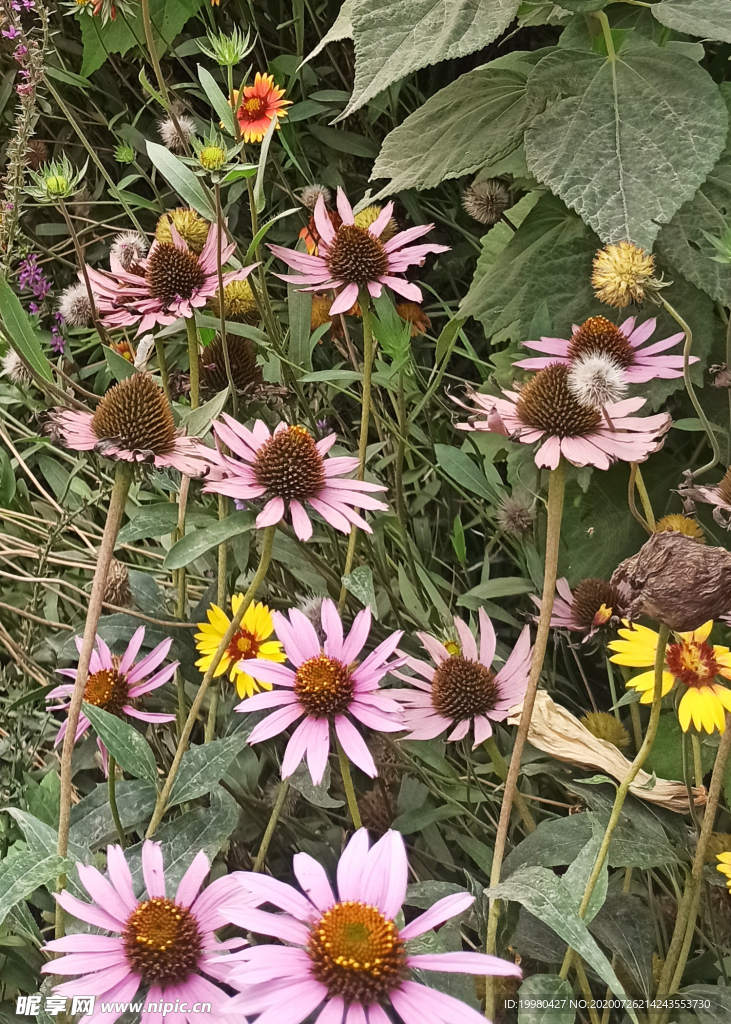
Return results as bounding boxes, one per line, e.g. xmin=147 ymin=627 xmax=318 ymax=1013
xmin=307 ymin=901 xmax=408 ymax=1002
xmin=667 ymin=639 xmax=720 ymax=688
xmin=244 ymin=97 xmax=268 ymax=117
xmin=123 ymin=897 xmax=202 ymax=984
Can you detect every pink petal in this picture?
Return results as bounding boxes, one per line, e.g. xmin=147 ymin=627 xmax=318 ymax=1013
xmin=329 ymin=282 xmax=360 ymax=315
xmin=360 ymin=829 xmax=407 ymax=919
xmin=391 ymin=981 xmax=489 ymax=1024
xmin=368 ymin=202 xmax=394 ymax=238
xmin=106 ymin=844 xmax=138 ymax=912
xmin=306 ymin=716 xmax=331 ymax=785
xmin=340 ymin=607 xmax=372 ymax=663
xmin=399 ymin=893 xmax=474 ymax=940
xmin=453 ymin=616 xmax=477 ymax=660
xmin=336 ymin=188 xmax=354 ymax=225
xmin=274 ymin=608 xmax=321 ymax=665
xmin=76 ymin=865 xmax=133 ymax=926
xmin=408 ymin=951 xmax=521 ymax=975
xmin=247 ymin=703 xmax=303 ymax=743
xmin=234 ymin=873 xmax=317 ymax=922
xmin=289 ymin=499 xmax=313 ymax=540
xmin=314 ymin=196 xmax=336 ymax=245
xmin=292 ymin=853 xmax=336 ymax=913
xmin=119 ymin=626 xmax=146 ymax=674
xmin=257 ymin=496 xmax=286 ymax=528
xmin=478 ymin=608 xmax=496 ymax=667
xmin=175 ymin=850 xmax=210 ymax=907
xmin=53 ymin=890 xmax=125 ymax=933
xmin=333 ymin=716 xmax=376 ymax=776
xmin=223 ymin=906 xmax=311 ymax=945
xmin=282 ymin=716 xmax=324 ymax=780
xmin=142 ymin=841 xmax=166 ymax=898
xmin=321 ymin=598 xmax=344 ymax=658
xmin=317 ymin=998 xmax=345 ymax=1024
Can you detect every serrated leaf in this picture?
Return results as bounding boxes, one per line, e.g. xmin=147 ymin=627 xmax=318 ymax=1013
xmin=302 ymin=0 xmax=354 ymax=65
xmin=79 ymin=0 xmax=202 ymax=77
xmin=338 ymin=0 xmax=522 ymax=120
xmin=371 ymin=53 xmax=539 ymax=195
xmin=652 ymin=0 xmax=731 ymax=43
xmin=524 ymin=43 xmax=728 ymax=248
xmin=146 ymin=142 xmax=216 ymax=221
xmin=0 ymin=852 xmax=68 ymax=927
xmin=168 ymin=733 xmax=249 ymax=807
xmin=488 ymin=866 xmax=638 ymax=1023
xmin=0 ymin=277 xmax=54 ymax=383
xmin=163 ymin=509 xmax=255 ymax=570
xmin=518 ymin=975 xmax=574 ymax=1024
xmin=81 ymin=703 xmax=158 ymax=785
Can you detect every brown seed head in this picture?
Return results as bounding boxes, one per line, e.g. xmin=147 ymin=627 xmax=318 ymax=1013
xmin=253 ymin=425 xmax=325 ymax=501
xmin=431 ymin=655 xmax=499 ymax=720
xmin=571 ymin=578 xmax=617 ymax=629
xmin=200 ymin=335 xmax=262 ymax=393
xmin=146 ymin=244 xmax=206 ymax=303
xmin=326 ymin=225 xmax=389 ymax=286
xmin=516 ymin=364 xmax=601 ymax=438
xmin=91 ymin=373 xmax=176 ymax=457
xmin=568 ymin=316 xmax=634 ymax=368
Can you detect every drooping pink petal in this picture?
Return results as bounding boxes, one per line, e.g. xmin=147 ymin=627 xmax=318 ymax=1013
xmin=333 ymin=716 xmax=377 ymax=777
xmin=408 ymin=951 xmax=521 ymax=975
xmin=399 ymin=892 xmax=475 ymax=940
xmin=248 ymin=702 xmax=304 ymax=743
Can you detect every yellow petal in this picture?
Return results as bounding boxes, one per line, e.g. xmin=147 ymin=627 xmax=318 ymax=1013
xmin=678 ymin=691 xmax=693 ymax=732
xmin=681 ymin=620 xmax=714 ymax=644
xmin=713 ymin=684 xmax=731 ymax=714
xmin=610 ymin=651 xmax=658 ymax=668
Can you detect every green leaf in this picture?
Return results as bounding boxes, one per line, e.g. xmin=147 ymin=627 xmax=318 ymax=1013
xmin=307 ymin=125 xmax=379 ymax=159
xmin=392 ymin=804 xmax=460 ymax=834
xmin=518 ymin=975 xmax=574 ymax=1024
xmin=0 ymin=277 xmax=54 ymax=383
xmin=656 ymin=83 xmax=731 ymax=305
xmin=163 ymin=509 xmax=255 ymax=570
xmin=563 ymin=825 xmax=607 ymax=924
xmin=70 ymin=779 xmax=157 ymax=849
xmin=168 ymin=733 xmax=250 ymax=807
xmin=371 ymin=53 xmax=540 ymax=195
xmin=197 ymin=65 xmax=236 ymax=135
xmin=179 ymin=387 xmax=229 ymax=439
xmin=458 ymin=577 xmax=535 ymax=605
xmin=434 ymin=444 xmax=498 ymax=501
xmin=289 ymin=761 xmax=344 ymax=808
xmin=525 ymin=43 xmax=728 ymax=248
xmin=338 ymin=0 xmax=522 ymax=120
xmin=103 ymin=345 xmax=136 ymax=382
xmin=303 ymin=0 xmax=354 ymax=64
xmin=81 ymin=702 xmax=158 ymax=785
xmin=288 ymin=274 xmax=314 ymax=373
xmin=680 ymin=985 xmax=731 ymax=1023
xmin=652 ymin=0 xmax=731 ymax=43
xmin=341 ymin=565 xmax=379 ymax=618
xmin=253 ymin=110 xmax=279 ymax=215
xmin=118 ymin=502 xmax=214 ymax=545
xmin=79 ymin=0 xmax=203 ymax=77
xmin=644 ymin=711 xmax=715 ymax=783
xmin=488 ymin=866 xmax=638 ymax=1023
xmin=244 ymin=208 xmax=299 ymax=266
xmin=146 ymin=141 xmax=216 ymax=221
xmin=590 ymin=893 xmax=655 ymax=999
xmin=0 ymin=851 xmax=68 ymax=927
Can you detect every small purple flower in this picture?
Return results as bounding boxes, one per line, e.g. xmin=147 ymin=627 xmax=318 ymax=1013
xmin=50 ymin=327 xmax=65 ymax=355
xmin=233 ymin=498 xmax=247 ymax=511
xmin=15 ymin=83 xmax=33 ymax=96
xmin=14 ymin=43 xmax=27 ymax=60
xmin=27 ymin=301 xmax=39 ymax=314
xmin=2 ymin=24 xmax=20 ymax=38
xmin=22 ymin=0 xmax=35 ymax=9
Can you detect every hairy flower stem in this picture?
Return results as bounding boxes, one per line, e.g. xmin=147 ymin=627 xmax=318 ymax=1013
xmin=337 ymin=737 xmax=363 ymax=830
xmin=484 ymin=458 xmax=565 ymax=1019
xmin=633 ymin=463 xmax=655 ymax=529
xmin=338 ymin=294 xmax=375 ymax=611
xmin=108 ymin=756 xmax=125 ymax=849
xmin=253 ymin=779 xmax=291 ymax=873
xmin=185 ymin=315 xmax=200 ymax=410
xmin=55 ymin=462 xmax=133 ymax=938
xmin=204 ymin=493 xmax=229 ymax=744
xmin=655 ymin=717 xmax=731 ymax=1019
xmin=214 ymin=183 xmax=238 ymax=420
xmin=483 ymin=736 xmax=536 ymax=833
xmin=658 ymin=295 xmax=720 ymax=479
xmin=559 ymin=624 xmax=669 ymax=982
xmin=155 ymin=337 xmax=172 ymax=404
xmin=146 ymin=524 xmax=276 ymax=838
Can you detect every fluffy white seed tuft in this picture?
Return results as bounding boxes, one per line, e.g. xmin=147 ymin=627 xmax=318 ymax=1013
xmin=567 ymin=353 xmax=628 ymax=409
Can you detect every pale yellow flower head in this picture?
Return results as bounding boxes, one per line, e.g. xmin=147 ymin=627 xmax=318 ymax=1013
xmin=591 ymin=241 xmax=655 ymax=308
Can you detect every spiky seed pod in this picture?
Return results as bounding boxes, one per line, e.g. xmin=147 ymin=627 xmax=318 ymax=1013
xmin=496 ymin=492 xmax=536 ymax=536
xmin=571 ymin=578 xmax=618 ymax=629
xmin=516 ymin=364 xmax=601 ymax=437
xmin=1 ymin=349 xmax=31 ymax=387
xmin=208 ymin=279 xmax=259 ymax=324
xmin=580 ymin=711 xmax=629 ymax=750
xmin=145 ymin=244 xmax=206 ymax=303
xmin=155 ymin=208 xmax=210 ymax=256
xmin=91 ymin=373 xmax=176 ymax=457
xmin=158 ymin=114 xmax=197 ymax=154
xmin=655 ymin=514 xmax=705 ymax=543
xmin=110 ymin=231 xmax=149 ymax=271
xmin=568 ymin=316 xmax=634 ymax=367
xmin=104 ymin=558 xmax=132 ymax=607
xmin=592 ymin=242 xmax=655 ymax=308
xmin=299 ymin=184 xmax=332 ymax=210
xmin=326 ymin=226 xmax=389 ymax=285
xmin=58 ymin=283 xmax=93 ymax=327
xmin=25 ymin=138 xmax=49 ymax=170
xmin=462 ymin=179 xmax=510 ymax=226
xmin=358 ymin=787 xmax=394 ymax=836
xmin=200 ymin=335 xmax=262 ymax=393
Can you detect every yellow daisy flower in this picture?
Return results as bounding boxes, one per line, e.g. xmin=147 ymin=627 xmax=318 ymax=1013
xmin=608 ymin=620 xmax=731 ymax=734
xmin=195 ymin=597 xmax=285 ymax=699
xmin=717 ymin=850 xmax=731 ymax=887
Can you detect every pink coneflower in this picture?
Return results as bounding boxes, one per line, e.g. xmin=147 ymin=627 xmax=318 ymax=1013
xmin=47 ymin=372 xmax=210 ymax=475
xmin=391 ymin=610 xmax=531 ymax=746
xmin=202 ymin=414 xmax=388 ymax=540
xmin=683 ymin=466 xmax=731 ymax=529
xmin=42 ymin=841 xmax=252 ymax=1023
xmin=269 ymin=188 xmax=449 ymax=315
xmin=455 ymin=363 xmax=671 ymax=470
xmin=515 ymin=314 xmax=693 ymax=383
xmin=47 ymin=626 xmax=177 ymax=774
xmin=221 ymin=828 xmax=521 ymax=1024
xmin=233 ymin=599 xmax=404 ymax=784
xmin=532 ymin=577 xmax=626 ymax=639
xmin=85 ymin=220 xmax=257 ymax=334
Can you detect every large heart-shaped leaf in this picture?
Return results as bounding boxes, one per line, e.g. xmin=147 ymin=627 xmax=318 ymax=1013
xmin=652 ymin=0 xmax=731 ymax=44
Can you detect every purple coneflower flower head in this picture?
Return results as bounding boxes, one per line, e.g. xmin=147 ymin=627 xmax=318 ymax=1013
xmin=41 ymin=840 xmax=254 ymax=1022
xmin=235 ymin=599 xmax=404 ymax=784
xmin=202 ymin=415 xmax=388 ymax=540
xmin=47 ymin=372 xmax=210 ymax=475
xmin=391 ymin=610 xmax=531 ymax=746
xmin=269 ymin=188 xmax=449 ymax=316
xmin=221 ymin=828 xmax=521 ymax=1024
xmin=85 ymin=220 xmax=257 ymax=334
xmin=47 ymin=626 xmax=177 ymax=773
xmin=515 ymin=314 xmax=694 ymax=383
xmin=532 ymin=577 xmax=625 ymax=640
xmin=455 ymin=363 xmax=672 ymax=470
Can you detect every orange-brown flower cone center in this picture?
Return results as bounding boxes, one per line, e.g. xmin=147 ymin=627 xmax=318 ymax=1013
xmin=294 ymin=654 xmax=353 ymax=717
xmin=227 ymin=628 xmax=261 ymax=664
xmin=667 ymin=640 xmax=720 ymax=688
xmin=431 ymin=655 xmax=498 ymax=719
xmin=146 ymin=243 xmax=206 ymax=303
xmin=123 ymin=897 xmax=202 ymax=984
xmin=516 ymin=364 xmax=601 ymax=438
xmin=326 ymin=225 xmax=389 ymax=286
xmin=84 ymin=667 xmax=129 ymax=716
xmin=571 ymin=578 xmax=617 ymax=629
xmin=307 ymin=901 xmax=408 ymax=1002
xmin=91 ymin=373 xmax=177 ymax=457
xmin=243 ymin=96 xmax=268 ymax=118
xmin=568 ymin=316 xmax=634 ymax=368
xmin=253 ymin=425 xmax=326 ymax=502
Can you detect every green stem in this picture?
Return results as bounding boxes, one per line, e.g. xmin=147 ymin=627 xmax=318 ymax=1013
xmin=337 ymin=738 xmax=363 ymax=829
xmin=559 ymin=624 xmax=670 ymax=981
xmin=55 ymin=463 xmax=133 ymax=938
xmin=138 ymin=0 xmax=191 ymax=156
xmin=155 ymin=337 xmax=172 ymax=405
xmin=108 ymin=756 xmax=125 ymax=849
xmin=691 ymin=733 xmax=703 ymax=789
xmin=596 ymin=10 xmax=617 ymax=61
xmin=633 ymin=464 xmax=655 ymax=530
xmin=214 ymin=183 xmax=238 ymax=420
xmin=146 ymin=524 xmax=276 ymax=838
xmin=658 ymin=294 xmax=720 ymax=479
xmin=484 ymin=458 xmax=566 ymax=1019
xmin=205 ymin=493 xmax=229 ymax=744
xmin=338 ymin=294 xmax=375 ymax=611
xmin=655 ymin=717 xmax=731 ymax=1017
xmin=186 ymin=316 xmax=200 ymax=410
xmin=253 ymin=779 xmax=291 ymax=872
xmin=483 ymin=736 xmax=536 ymax=833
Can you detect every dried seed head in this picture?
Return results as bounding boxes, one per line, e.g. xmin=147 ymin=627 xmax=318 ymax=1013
xmin=91 ymin=373 xmax=177 ymax=458
xmin=580 ymin=711 xmax=629 ymax=750
xmin=462 ymin=179 xmax=510 ymax=226
xmin=396 ymin=302 xmax=431 ymax=336
xmin=567 ymin=352 xmax=628 ymax=409
xmin=155 ymin=208 xmax=210 ymax=255
xmin=58 ymin=282 xmax=93 ymax=327
xmin=718 ymin=467 xmax=731 ymax=506
xmin=158 ymin=114 xmax=197 ymax=154
xmin=104 ymin=558 xmax=132 ymax=607
xmin=430 ymin=655 xmax=499 ymax=720
xmin=145 ymin=244 xmax=206 ymax=303
xmin=568 ymin=316 xmax=634 ymax=368
xmin=200 ymin=335 xmax=262 ymax=393
xmin=208 ymin=279 xmax=259 ymax=324
xmin=592 ymin=242 xmax=655 ymax=308
xmin=326 ymin=225 xmax=389 ymax=286
xmin=496 ymin=492 xmax=536 ymax=535
xmin=25 ymin=139 xmax=49 ymax=171
xmin=655 ymin=514 xmax=705 ymax=544
xmin=299 ymin=184 xmax=332 ymax=211
xmin=253 ymin=425 xmax=325 ymax=501
xmin=358 ymin=786 xmax=394 ymax=836
xmin=1 ymin=348 xmax=31 ymax=387
xmin=110 ymin=231 xmax=149 ymax=271
xmin=516 ymin=363 xmax=601 ymax=438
